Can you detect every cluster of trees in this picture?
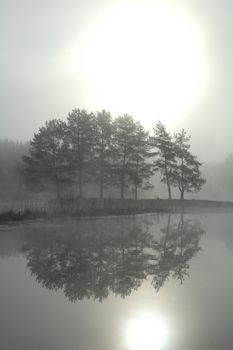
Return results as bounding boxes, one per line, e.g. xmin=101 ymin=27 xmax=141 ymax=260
xmin=22 ymin=109 xmax=205 ymax=200
xmin=21 ymin=214 xmax=205 ymax=301
xmin=152 ymin=122 xmax=206 ymax=200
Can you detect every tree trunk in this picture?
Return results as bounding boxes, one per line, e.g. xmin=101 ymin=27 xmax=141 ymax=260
xmin=135 ymin=151 xmax=139 ymax=200
xmin=180 ymin=190 xmax=184 ymax=200
xmin=99 ymin=158 xmax=104 ymax=198
xmin=121 ymin=174 xmax=124 ymax=199
xmin=164 ymin=160 xmax=172 ymax=200
xmin=178 ymin=213 xmax=184 ymax=283
xmin=55 ymin=181 xmax=61 ymax=201
xmin=79 ymin=169 xmax=83 ymax=198
xmin=163 ymin=213 xmax=171 ymax=251
xmin=167 ymin=182 xmax=172 ymax=200
xmin=99 ymin=150 xmax=104 ymax=198
xmin=99 ymin=181 xmax=103 ymax=199
xmin=55 ymin=177 xmax=63 ymax=209
xmin=135 ymin=186 xmax=138 ymax=200
xmin=121 ymin=154 xmax=126 ymax=199
xmin=180 ymin=158 xmax=184 ymax=201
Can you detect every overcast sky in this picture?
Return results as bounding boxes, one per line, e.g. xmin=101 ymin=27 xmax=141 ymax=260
xmin=1 ymin=0 xmax=233 ymax=162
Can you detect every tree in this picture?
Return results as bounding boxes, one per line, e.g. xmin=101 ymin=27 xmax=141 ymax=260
xmin=173 ymin=129 xmax=206 ymax=200
xmin=151 ymin=121 xmax=176 ymax=200
xmin=22 ymin=213 xmax=205 ymax=301
xmin=67 ymin=109 xmax=95 ymax=198
xmin=130 ymin=122 xmax=154 ymax=199
xmin=93 ymin=110 xmax=113 ymax=198
xmin=149 ymin=213 xmax=205 ymax=290
xmin=22 ymin=217 xmax=152 ymax=301
xmin=112 ymin=115 xmax=137 ymax=199
xmin=22 ymin=119 xmax=70 ymax=199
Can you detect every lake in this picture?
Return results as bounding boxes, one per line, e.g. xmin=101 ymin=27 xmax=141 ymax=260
xmin=0 ymin=212 xmax=233 ymax=350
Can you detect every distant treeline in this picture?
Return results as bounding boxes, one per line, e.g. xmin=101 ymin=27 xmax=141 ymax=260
xmin=0 ymin=139 xmax=29 ymax=199
xmin=201 ymin=154 xmax=233 ymax=201
xmin=21 ymin=109 xmax=205 ymax=200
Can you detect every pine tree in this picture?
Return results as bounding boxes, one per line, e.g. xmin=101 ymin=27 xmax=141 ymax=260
xmin=22 ymin=119 xmax=70 ymax=199
xmin=151 ymin=121 xmax=176 ymax=199
xmin=130 ymin=122 xmax=154 ymax=199
xmin=112 ymin=115 xmax=137 ymax=199
xmin=93 ymin=110 xmax=113 ymax=198
xmin=173 ymin=129 xmax=206 ymax=199
xmin=67 ymin=109 xmax=95 ymax=198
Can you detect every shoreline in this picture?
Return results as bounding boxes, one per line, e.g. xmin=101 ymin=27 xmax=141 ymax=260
xmin=1 ymin=198 xmax=233 ymax=223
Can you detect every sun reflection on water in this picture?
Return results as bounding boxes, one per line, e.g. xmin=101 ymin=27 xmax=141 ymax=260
xmin=125 ymin=312 xmax=169 ymax=350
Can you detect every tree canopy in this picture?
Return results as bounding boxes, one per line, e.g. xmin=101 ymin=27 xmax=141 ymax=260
xmin=173 ymin=129 xmax=206 ymax=199
xmin=21 ymin=110 xmax=206 ymax=200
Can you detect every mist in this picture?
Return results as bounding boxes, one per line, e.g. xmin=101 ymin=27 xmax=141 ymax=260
xmin=0 ymin=0 xmax=233 ymax=164
xmin=3 ymin=2 xmax=233 ymax=350
xmin=1 ymin=126 xmax=233 ymax=203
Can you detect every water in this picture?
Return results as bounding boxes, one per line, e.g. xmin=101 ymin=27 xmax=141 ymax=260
xmin=0 ymin=212 xmax=233 ymax=350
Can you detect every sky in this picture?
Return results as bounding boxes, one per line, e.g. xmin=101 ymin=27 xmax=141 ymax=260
xmin=1 ymin=0 xmax=233 ymax=161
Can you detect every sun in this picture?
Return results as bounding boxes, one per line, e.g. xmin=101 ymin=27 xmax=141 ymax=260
xmin=66 ymin=1 xmax=209 ymax=128
xmin=125 ymin=312 xmax=169 ymax=350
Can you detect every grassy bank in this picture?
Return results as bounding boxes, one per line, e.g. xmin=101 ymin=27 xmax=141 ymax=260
xmin=0 ymin=209 xmax=47 ymax=223
xmin=1 ymin=198 xmax=233 ymax=223
xmin=48 ymin=197 xmax=233 ymax=215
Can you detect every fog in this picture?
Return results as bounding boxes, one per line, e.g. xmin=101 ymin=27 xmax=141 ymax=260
xmin=1 ymin=138 xmax=233 ymax=202
xmin=1 ymin=0 xmax=233 ymax=201
xmin=2 ymin=4 xmax=233 ymax=350
xmin=1 ymin=0 xmax=233 ymax=163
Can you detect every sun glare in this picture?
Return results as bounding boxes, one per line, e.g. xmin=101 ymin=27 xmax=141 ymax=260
xmin=66 ymin=1 xmax=209 ymax=128
xmin=125 ymin=312 xmax=169 ymax=350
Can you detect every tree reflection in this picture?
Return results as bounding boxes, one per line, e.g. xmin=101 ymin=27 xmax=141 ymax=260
xmin=149 ymin=214 xmax=205 ymax=291
xmin=21 ymin=215 xmax=205 ymax=302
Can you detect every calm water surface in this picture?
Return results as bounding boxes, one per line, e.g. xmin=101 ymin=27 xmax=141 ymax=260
xmin=1 ymin=212 xmax=233 ymax=350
